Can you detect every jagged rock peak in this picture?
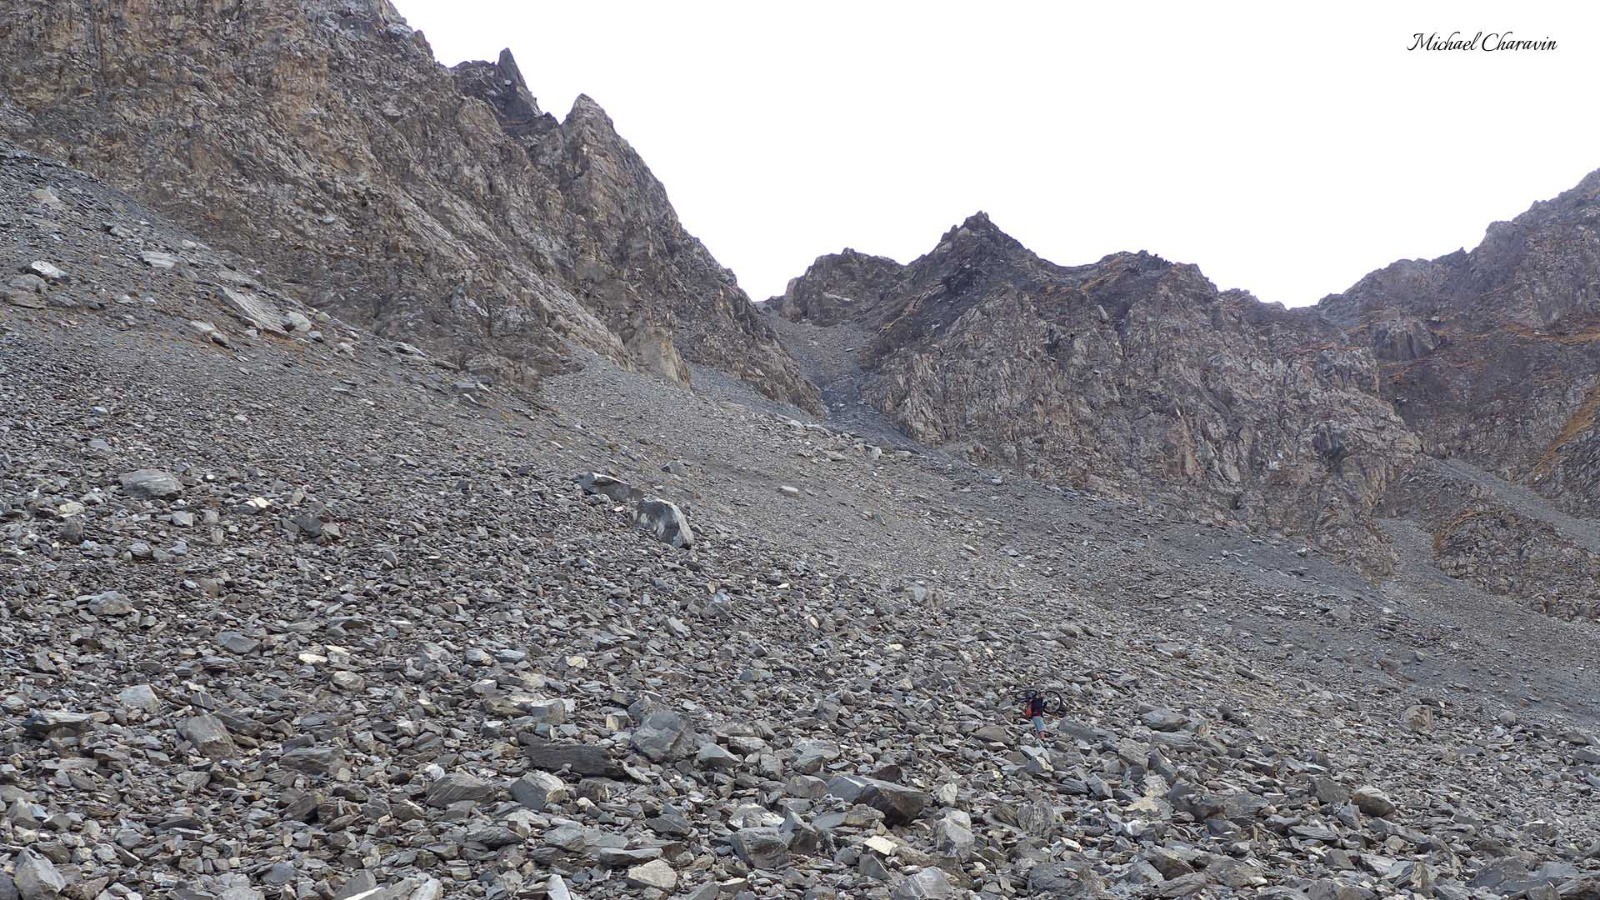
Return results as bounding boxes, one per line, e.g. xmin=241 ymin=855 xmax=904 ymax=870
xmin=935 ymin=211 xmax=1028 ymax=253
xmin=452 ymin=49 xmax=548 ymax=138
xmin=567 ymin=93 xmax=612 ymax=124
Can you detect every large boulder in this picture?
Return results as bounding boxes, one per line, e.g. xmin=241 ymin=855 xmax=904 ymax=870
xmin=825 ymin=775 xmax=929 ymax=824
xmin=1352 ymin=785 xmax=1397 ymax=818
xmin=520 ymin=738 xmax=620 ymax=777
xmin=177 ymin=713 xmax=239 ymax=760
xmin=728 ymin=827 xmax=790 ymax=869
xmin=119 ymin=469 xmax=182 ymax=500
xmin=634 ymin=497 xmax=693 ymax=548
xmin=894 ymin=868 xmax=956 ymax=900
xmin=631 ymin=709 xmax=695 ymax=762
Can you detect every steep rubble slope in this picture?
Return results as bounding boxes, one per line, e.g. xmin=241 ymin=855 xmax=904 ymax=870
xmin=1319 ymin=168 xmax=1600 ymax=513
xmin=8 ymin=142 xmax=1600 ymax=900
xmin=774 ymin=214 xmax=1421 ymax=571
xmin=0 ymin=0 xmax=816 ymax=409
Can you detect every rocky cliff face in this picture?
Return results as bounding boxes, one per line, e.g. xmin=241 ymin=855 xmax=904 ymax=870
xmin=450 ymin=52 xmax=812 ymax=405
xmin=0 ymin=0 xmax=817 ymax=409
xmin=1319 ymin=168 xmax=1600 ymax=513
xmin=776 ymin=214 xmax=1421 ymax=570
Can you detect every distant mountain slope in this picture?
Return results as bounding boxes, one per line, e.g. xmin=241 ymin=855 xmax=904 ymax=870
xmin=0 ymin=0 xmax=818 ymax=409
xmin=1319 ymin=168 xmax=1600 ymax=514
xmin=775 ymin=213 xmax=1420 ymax=570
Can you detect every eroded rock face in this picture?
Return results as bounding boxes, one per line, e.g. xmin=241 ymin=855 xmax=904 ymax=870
xmin=780 ymin=213 xmax=1420 ymax=570
xmin=451 ymin=55 xmax=812 ymax=405
xmin=1385 ymin=460 xmax=1600 ymax=621
xmin=1319 ymin=167 xmax=1600 ymax=514
xmin=0 ymin=1 xmax=817 ymax=409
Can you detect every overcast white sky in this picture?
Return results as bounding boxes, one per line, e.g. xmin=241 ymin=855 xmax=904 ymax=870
xmin=395 ymin=0 xmax=1600 ymax=307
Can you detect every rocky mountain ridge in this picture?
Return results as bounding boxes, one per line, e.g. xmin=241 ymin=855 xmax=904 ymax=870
xmin=0 ymin=0 xmax=817 ymax=409
xmin=774 ymin=168 xmax=1600 ymax=616
xmin=774 ymin=213 xmax=1421 ymax=573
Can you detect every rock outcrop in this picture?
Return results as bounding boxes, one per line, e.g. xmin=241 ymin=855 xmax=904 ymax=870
xmin=776 ymin=213 xmax=1420 ymax=569
xmin=774 ymin=249 xmax=907 ymax=328
xmin=0 ymin=0 xmax=817 ymax=408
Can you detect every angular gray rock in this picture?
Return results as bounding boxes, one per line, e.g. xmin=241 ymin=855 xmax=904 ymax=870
xmin=118 ymin=469 xmax=182 ymax=500
xmin=623 ymin=860 xmax=677 ymax=890
xmin=631 ymin=708 xmax=695 ymax=762
xmin=729 ymin=826 xmax=790 ymax=869
xmin=423 ymin=773 xmax=494 ymax=808
xmin=825 ymin=775 xmax=929 ymax=824
xmin=633 ymin=496 xmax=693 ymax=548
xmin=82 ymin=590 xmax=135 ymax=615
xmin=1351 ymin=785 xmax=1396 ymax=817
xmin=510 ymin=771 xmax=568 ymax=810
xmin=13 ymin=850 xmax=66 ymax=900
xmin=894 ymin=868 xmax=956 ymax=900
xmin=521 ymin=739 xmax=618 ymax=777
xmin=177 ymin=713 xmax=239 ymax=759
